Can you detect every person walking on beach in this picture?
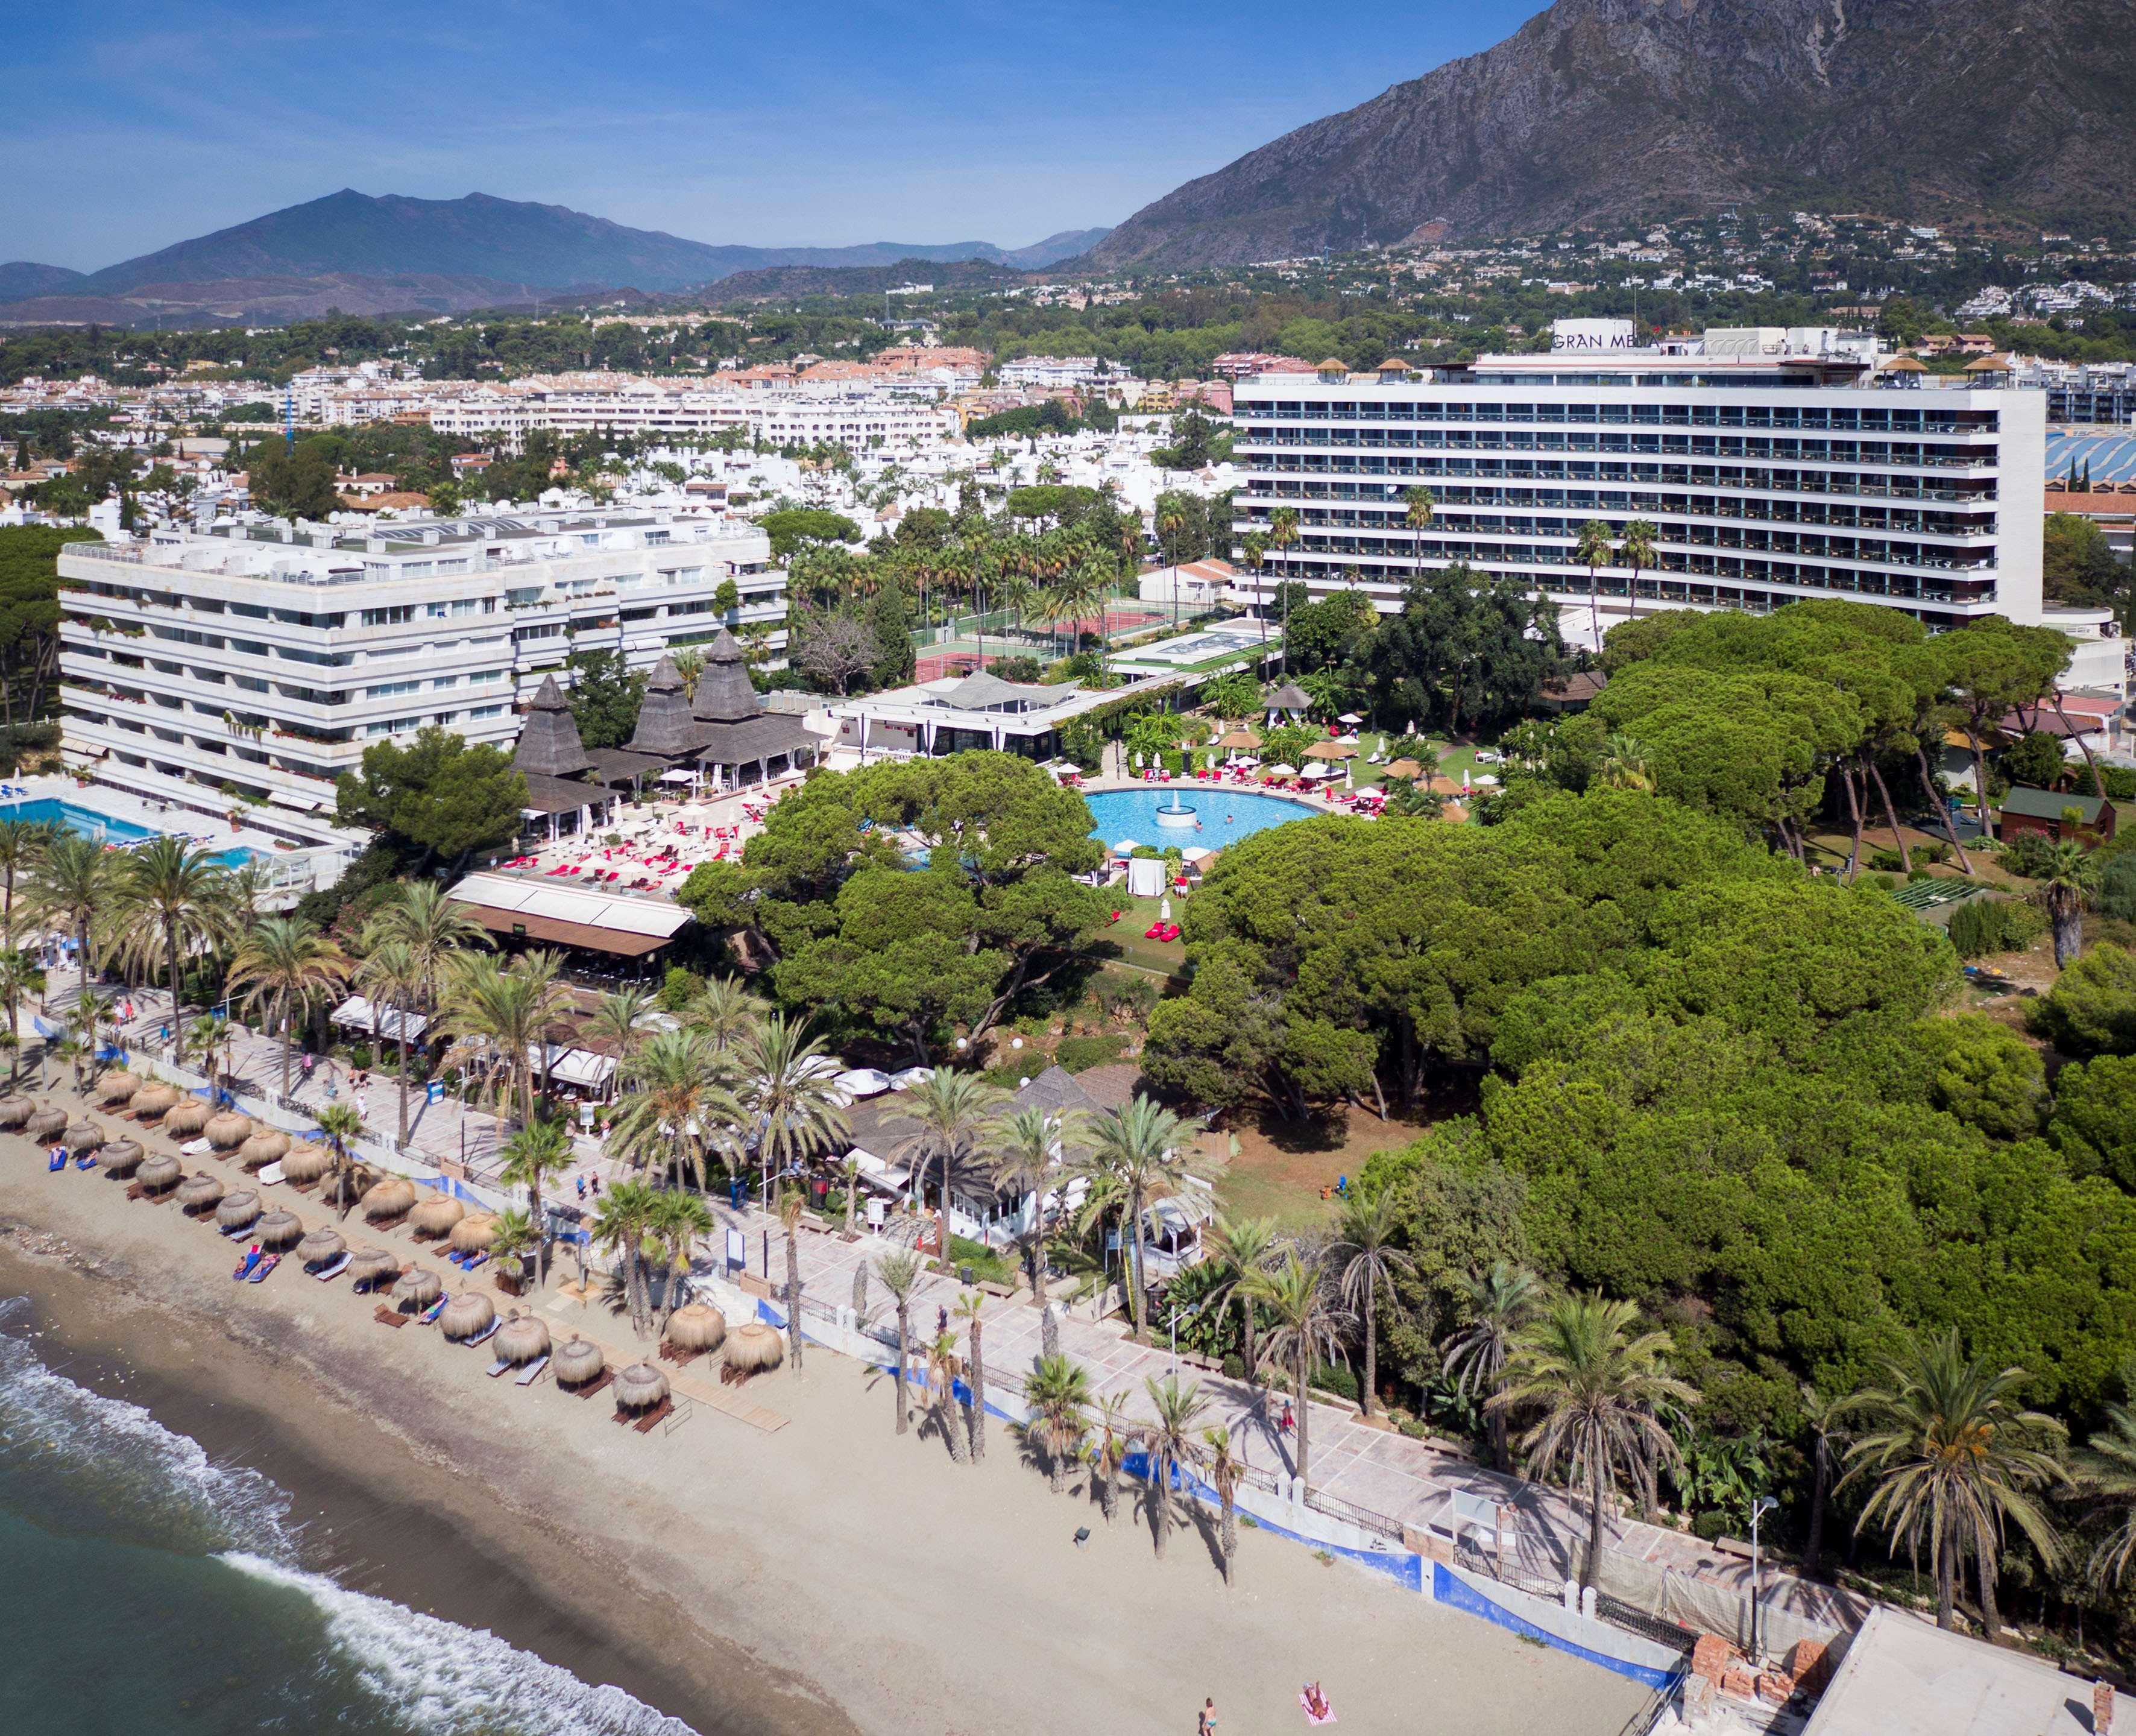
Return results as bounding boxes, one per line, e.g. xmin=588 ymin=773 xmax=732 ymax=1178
xmin=1279 ymin=1398 xmax=1296 ymax=1436
xmin=1198 ymin=1697 xmax=1217 ymax=1735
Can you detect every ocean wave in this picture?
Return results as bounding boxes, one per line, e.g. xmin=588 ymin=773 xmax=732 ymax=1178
xmin=221 ymin=1553 xmax=701 ymax=1736
xmin=0 ymin=1295 xmax=297 ymax=1560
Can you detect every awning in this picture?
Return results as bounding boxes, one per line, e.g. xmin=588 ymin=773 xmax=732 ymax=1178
xmin=329 ymin=995 xmax=429 ymax=1041
xmin=269 ymin=788 xmax=329 ymax=812
xmin=547 ymin=1047 xmax=617 ymax=1090
xmin=658 ymin=768 xmax=699 ymax=784
xmin=447 ymin=871 xmax=693 ymax=958
xmin=462 ymin=906 xmax=676 ymax=957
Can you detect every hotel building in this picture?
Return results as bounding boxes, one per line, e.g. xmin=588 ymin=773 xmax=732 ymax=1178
xmin=1230 ymin=324 xmax=2051 ymax=636
xmin=55 ymin=510 xmax=789 ymax=848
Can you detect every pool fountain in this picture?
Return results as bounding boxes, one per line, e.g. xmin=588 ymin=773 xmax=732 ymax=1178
xmin=1153 ymin=790 xmax=1199 ymax=829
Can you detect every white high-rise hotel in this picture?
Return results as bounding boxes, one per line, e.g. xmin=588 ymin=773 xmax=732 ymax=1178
xmin=1231 ymin=323 xmax=2052 ymax=636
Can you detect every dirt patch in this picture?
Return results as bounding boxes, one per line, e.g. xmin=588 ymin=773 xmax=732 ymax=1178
xmin=1216 ymin=1102 xmax=1444 ymax=1228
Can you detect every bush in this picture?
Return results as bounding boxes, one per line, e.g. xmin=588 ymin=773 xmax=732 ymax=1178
xmin=347 ymin=1043 xmax=373 ymax=1070
xmin=1055 ymin=1033 xmax=1127 ymax=1073
xmin=2000 ymin=833 xmax=2060 ymax=881
xmin=1308 ymin=1362 xmax=1358 ymax=1403
xmin=1690 ymin=1510 xmax=1734 ymax=1543
xmin=1950 ymin=895 xmax=2047 ymax=960
xmin=2029 ymin=943 xmax=2136 ymax=1058
xmin=1868 ymin=848 xmax=1908 ymax=873
xmin=981 ymin=1048 xmax=1049 ymax=1088
xmin=989 ymin=655 xmax=1043 ymax=684
xmin=659 ymin=965 xmax=701 ymax=1013
xmin=2103 ymin=764 xmax=2136 ymax=801
xmin=946 ymin=1235 xmax=1015 ymax=1285
xmin=1221 ymin=1353 xmax=1245 ymax=1380
xmin=2098 ymin=854 xmax=2136 ymax=924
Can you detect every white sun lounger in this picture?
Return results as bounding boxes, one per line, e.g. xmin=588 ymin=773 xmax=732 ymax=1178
xmin=461 ymin=1318 xmax=500 ymax=1349
xmin=514 ymin=1354 xmax=550 ymax=1387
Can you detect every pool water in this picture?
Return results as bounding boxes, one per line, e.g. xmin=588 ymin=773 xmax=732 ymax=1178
xmin=0 ymin=798 xmax=256 ymax=867
xmin=1084 ymin=786 xmax=1320 ymax=851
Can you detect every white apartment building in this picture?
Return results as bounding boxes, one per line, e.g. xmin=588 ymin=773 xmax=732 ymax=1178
xmin=995 ymin=356 xmax=1127 ymax=391
xmin=427 ymin=385 xmax=959 ymax=452
xmin=1230 ymin=323 xmax=2048 ymax=637
xmin=55 ymin=511 xmax=789 ymax=846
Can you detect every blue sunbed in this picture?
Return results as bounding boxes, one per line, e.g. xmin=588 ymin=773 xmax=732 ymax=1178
xmin=312 ymin=1252 xmax=350 ymax=1281
xmin=514 ymin=1354 xmax=550 ymax=1387
xmin=232 ymin=1249 xmax=262 ymax=1281
xmin=462 ymin=1318 xmax=501 ymax=1349
xmin=48 ymin=1150 xmax=65 ymax=1172
xmin=247 ymin=1254 xmax=280 ymax=1284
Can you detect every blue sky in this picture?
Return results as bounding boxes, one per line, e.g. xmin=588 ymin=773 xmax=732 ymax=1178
xmin=2 ymin=1 xmax=1550 ymax=270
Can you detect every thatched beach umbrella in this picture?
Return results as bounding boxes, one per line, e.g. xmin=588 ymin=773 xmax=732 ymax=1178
xmin=281 ymin=1143 xmax=330 ymax=1185
xmin=130 ymin=1082 xmax=180 ymax=1118
xmin=215 ymin=1189 xmax=260 ymax=1231
xmin=664 ymin=1303 xmax=726 ymax=1355
xmin=1215 ymin=728 xmax=1262 ymax=751
xmin=296 ymin=1227 xmax=345 ymax=1267
xmin=1382 ymin=757 xmax=1422 ymax=781
xmin=136 ymin=1154 xmax=181 ymax=1194
xmin=449 ymin=1211 xmax=497 ymax=1254
xmin=0 ymin=1096 xmax=35 ymax=1130
xmin=162 ymin=1099 xmax=212 ymax=1138
xmin=494 ymin=1311 xmax=550 ymax=1367
xmin=63 ymin=1121 xmax=102 ymax=1154
xmin=725 ymin=1321 xmax=784 ymax=1376
xmin=392 ymin=1267 xmax=442 ymax=1309
xmin=175 ymin=1172 xmax=224 ymax=1213
xmin=438 ymin=1290 xmax=496 ymax=1342
xmin=554 ymin=1335 xmax=605 ymax=1389
xmin=97 ymin=1138 xmax=145 ymax=1176
xmin=255 ymin=1210 xmax=303 ymax=1251
xmin=206 ymin=1112 xmax=252 ymax=1150
xmin=94 ymin=1071 xmax=140 ymax=1105
xmin=613 ymin=1361 xmax=669 ymax=1412
xmin=1303 ymin=740 xmax=1357 ymax=762
xmin=25 ymin=1106 xmax=66 ymax=1141
xmin=238 ymin=1128 xmax=291 ymax=1170
xmin=347 ymin=1248 xmax=399 ymax=1289
xmin=409 ymin=1193 xmax=465 ymax=1239
xmin=362 ymin=1176 xmax=418 ymax=1224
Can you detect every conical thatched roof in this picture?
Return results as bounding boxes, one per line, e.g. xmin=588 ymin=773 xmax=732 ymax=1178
xmin=664 ymin=1302 xmax=726 ymax=1353
xmin=175 ymin=1172 xmax=224 ymax=1211
xmin=449 ymin=1211 xmax=497 ymax=1254
xmin=162 ymin=1099 xmax=212 ymax=1137
xmin=628 ymin=654 xmax=702 ymax=757
xmin=297 ymin=1227 xmax=345 ymax=1266
xmin=1267 ymin=683 xmax=1313 ymax=714
xmin=439 ymin=1290 xmax=495 ymax=1342
xmin=496 ymin=1311 xmax=550 ymax=1366
xmin=216 ymin=1190 xmax=260 ymax=1229
xmin=725 ymin=1321 xmax=784 ymax=1375
xmin=362 ymin=1176 xmax=418 ymax=1222
xmin=613 ymin=1361 xmax=669 ymax=1410
xmin=282 ymin=1144 xmax=331 ymax=1185
xmin=0 ymin=1096 xmax=31 ymax=1129
xmin=512 ymin=673 xmax=594 ymax=779
xmin=392 ymin=1267 xmax=442 ymax=1307
xmin=137 ymin=1154 xmax=181 ymax=1192
xmin=131 ymin=1084 xmax=181 ymax=1117
xmin=95 ymin=1071 xmax=141 ymax=1105
xmin=256 ymin=1210 xmax=304 ymax=1251
xmin=63 ymin=1121 xmax=102 ymax=1153
xmin=690 ymin=629 xmax=761 ymax=723
xmin=347 ymin=1248 xmax=398 ymax=1288
xmin=98 ymin=1138 xmax=145 ymax=1175
xmin=555 ymin=1335 xmax=605 ymax=1388
xmin=206 ymin=1112 xmax=252 ymax=1150
xmin=26 ymin=1106 xmax=66 ymax=1141
xmin=410 ymin=1193 xmax=465 ymax=1237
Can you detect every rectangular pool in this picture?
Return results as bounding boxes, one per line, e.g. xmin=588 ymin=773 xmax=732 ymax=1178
xmin=0 ymin=798 xmax=257 ymax=868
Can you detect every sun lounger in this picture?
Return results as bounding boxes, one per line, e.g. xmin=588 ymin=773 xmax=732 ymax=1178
xmin=657 ymin=1343 xmax=701 ymax=1368
xmin=232 ymin=1249 xmax=263 ymax=1280
xmin=373 ymin=1304 xmax=409 ymax=1328
xmin=485 ymin=1355 xmax=512 ymax=1377
xmin=459 ymin=1251 xmax=488 ymax=1272
xmin=631 ymin=1397 xmax=676 ymax=1434
xmin=47 ymin=1150 xmax=65 ymax=1172
xmin=573 ymin=1369 xmax=615 ymax=1401
xmin=460 ymin=1318 xmax=500 ymax=1348
xmin=74 ymin=1154 xmax=96 ymax=1170
xmin=418 ymin=1297 xmax=447 ymax=1325
xmin=312 ymin=1252 xmax=351 ymax=1281
xmin=247 ymin=1254 xmax=280 ymax=1284
xmin=514 ymin=1354 xmax=550 ymax=1386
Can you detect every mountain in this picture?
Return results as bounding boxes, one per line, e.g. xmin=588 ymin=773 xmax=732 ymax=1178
xmin=1086 ymin=0 xmax=2136 ymax=270
xmin=41 ymin=190 xmax=1112 ymax=301
xmin=704 ymin=257 xmax=1033 ymax=305
xmin=995 ymin=228 xmax=1114 ymax=270
xmin=0 ymin=273 xmax=620 ymax=331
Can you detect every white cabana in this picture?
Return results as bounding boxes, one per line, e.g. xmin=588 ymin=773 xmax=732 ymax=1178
xmin=1298 ymin=762 xmax=1338 ymax=781
xmin=658 ymin=768 xmax=699 ymax=785
xmin=835 ymin=1068 xmax=893 ymax=1099
xmin=1112 ymin=837 xmax=1140 ymax=856
xmin=1266 ymin=763 xmax=1299 ymax=777
xmin=889 ymin=1067 xmax=935 ymax=1091
xmin=329 ymin=996 xmax=429 ymax=1043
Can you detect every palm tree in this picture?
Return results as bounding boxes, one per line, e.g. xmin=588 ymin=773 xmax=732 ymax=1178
xmin=2075 ymin=1403 xmax=2136 ymax=1589
xmin=497 ymin=1118 xmax=575 ymax=1289
xmin=608 ymin=1027 xmax=740 ymax=1191
xmin=1403 ymin=485 xmax=1435 ymax=583
xmin=1157 ymin=499 xmax=1187 ymax=628
xmin=1619 ymin=519 xmax=1659 ymax=616
xmin=353 ymin=938 xmax=423 ymax=1144
xmin=890 ymin=1071 xmax=1004 ymax=1272
xmin=1091 ymin=1391 xmax=1132 ymax=1523
xmin=1081 ymin=1097 xmax=1214 ymax=1339
xmin=1442 ymin=1260 xmax=1546 ymax=1474
xmin=1574 ymin=519 xmax=1616 ymax=655
xmin=992 ymin=1105 xmax=1082 ymax=1318
xmin=646 ymin=1188 xmax=713 ymax=1340
xmin=225 ymin=917 xmax=351 ymax=1097
xmin=591 ymin=1179 xmax=658 ymax=1334
xmin=1596 ymin=733 xmax=1657 ymax=793
xmin=778 ymin=1185 xmax=807 ymax=1370
xmin=0 ymin=948 xmax=39 ymax=1088
xmin=1241 ymin=529 xmax=1270 ymax=663
xmin=588 ymin=986 xmax=659 ymax=1078
xmin=488 ymin=1206 xmax=537 ymax=1292
xmin=1493 ymin=1293 xmax=1696 ymax=1591
xmin=737 ymin=1013 xmax=849 ymax=1201
xmin=1800 ymin=1383 xmax=1854 ymax=1579
xmin=1244 ymin=1251 xmax=1344 ymax=1492
xmin=312 ymin=1100 xmax=367 ymax=1220
xmin=1331 ymin=1187 xmax=1416 ymax=1421
xmin=687 ymin=973 xmax=761 ymax=1053
xmin=1267 ymin=507 xmax=1300 ymax=672
xmin=436 ymin=950 xmax=570 ymax=1129
xmin=1204 ymin=1214 xmax=1279 ymax=1386
xmin=2031 ymin=838 xmax=2097 ymax=967
xmin=1138 ymin=1374 xmax=1211 ymax=1558
xmin=0 ymin=816 xmax=51 ymax=950
xmin=1022 ymin=1352 xmax=1091 ymax=1492
xmin=877 ymin=1249 xmax=924 ymax=1434
xmin=1202 ymin=1427 xmax=1244 ymax=1585
xmin=927 ymin=1330 xmax=969 ymax=1462
xmin=26 ymin=833 xmax=115 ymax=1012
xmin=1843 ymin=1328 xmax=2067 ymax=1637
xmin=364 ymin=880 xmax=490 ymax=1059
xmin=184 ymin=1012 xmax=232 ymax=1090
xmin=956 ymin=1290 xmax=987 ymax=1463
xmin=110 ymin=836 xmax=235 ymax=1053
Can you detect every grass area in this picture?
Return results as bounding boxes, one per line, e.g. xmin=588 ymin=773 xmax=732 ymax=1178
xmin=1216 ymin=1103 xmax=1437 ymax=1231
xmin=1095 ymin=890 xmax=1195 ymax=974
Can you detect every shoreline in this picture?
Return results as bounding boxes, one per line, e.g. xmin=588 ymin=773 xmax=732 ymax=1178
xmin=0 ymin=1083 xmax=1646 ymax=1736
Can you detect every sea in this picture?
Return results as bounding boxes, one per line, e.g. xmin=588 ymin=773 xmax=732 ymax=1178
xmin=0 ymin=1293 xmax=701 ymax=1736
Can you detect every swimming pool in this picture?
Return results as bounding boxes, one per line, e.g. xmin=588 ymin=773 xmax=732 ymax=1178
xmin=0 ymin=798 xmax=257 ymax=868
xmin=1084 ymin=786 xmax=1320 ymax=851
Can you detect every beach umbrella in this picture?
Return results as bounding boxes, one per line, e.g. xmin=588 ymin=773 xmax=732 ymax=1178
xmin=449 ymin=1212 xmax=497 ymax=1254
xmin=347 ymin=1248 xmax=399 ymax=1289
xmin=63 ymin=1121 xmax=103 ymax=1154
xmin=613 ymin=1362 xmax=669 ymax=1412
xmin=664 ymin=1302 xmax=726 ymax=1354
xmin=238 ymin=1128 xmax=291 ymax=1169
xmin=1215 ymin=728 xmax=1262 ymax=751
xmin=1337 ymin=713 xmax=1364 ymax=726
xmin=97 ymin=1138 xmax=145 ymax=1176
xmin=1382 ymin=758 xmax=1422 ymax=781
xmin=297 ymin=1227 xmax=345 ymax=1267
xmin=0 ymin=1096 xmax=31 ymax=1130
xmin=281 ymin=1143 xmax=331 ymax=1185
xmin=216 ymin=1190 xmax=260 ymax=1231
xmin=392 ymin=1267 xmax=442 ymax=1308
xmin=130 ymin=1083 xmax=181 ymax=1118
xmin=94 ymin=1071 xmax=140 ymax=1105
xmin=1265 ymin=763 xmax=1298 ymax=778
xmin=555 ymin=1335 xmax=605 ymax=1389
xmin=438 ymin=1290 xmax=496 ymax=1343
xmin=175 ymin=1172 xmax=224 ymax=1213
xmin=137 ymin=1155 xmax=183 ymax=1194
xmin=162 ymin=1099 xmax=212 ymax=1138
xmin=409 ymin=1193 xmax=465 ymax=1238
xmin=724 ymin=1321 xmax=785 ymax=1376
xmin=25 ymin=1106 xmax=66 ymax=1141
xmin=1112 ymin=838 xmax=1139 ymax=856
xmin=362 ymin=1176 xmax=418 ymax=1223
xmin=206 ymin=1112 xmax=252 ymax=1150
xmin=1303 ymin=740 xmax=1357 ymax=761
xmin=255 ymin=1209 xmax=303 ymax=1251
xmin=495 ymin=1311 xmax=551 ymax=1367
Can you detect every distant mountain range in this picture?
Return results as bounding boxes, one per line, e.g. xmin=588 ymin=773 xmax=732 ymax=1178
xmin=0 ymin=191 xmax=1111 ymax=326
xmin=1085 ymin=0 xmax=2136 ymax=270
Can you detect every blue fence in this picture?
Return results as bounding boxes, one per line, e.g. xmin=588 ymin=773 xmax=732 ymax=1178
xmin=1431 ymin=1563 xmax=1678 ymax=1691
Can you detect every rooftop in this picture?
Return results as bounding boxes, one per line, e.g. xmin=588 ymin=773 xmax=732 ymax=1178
xmin=1802 ymin=1605 xmax=2105 ymax=1736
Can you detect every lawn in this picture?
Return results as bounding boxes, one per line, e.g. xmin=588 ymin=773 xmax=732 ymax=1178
xmin=1215 ymin=1103 xmax=1438 ymax=1231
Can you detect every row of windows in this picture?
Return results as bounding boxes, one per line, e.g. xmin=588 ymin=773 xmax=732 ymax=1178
xmin=1246 ymin=491 xmax=1988 ymax=538
xmin=1239 ymin=431 xmax=1993 ymax=465
xmin=1234 ymin=399 xmax=1996 ymax=434
xmin=1244 ymin=461 xmax=1996 ymax=503
xmin=1257 ymin=554 xmax=1988 ymax=610
xmin=1283 ymin=525 xmax=1986 ymax=571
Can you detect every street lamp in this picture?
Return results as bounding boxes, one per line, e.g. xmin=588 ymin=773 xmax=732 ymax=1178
xmin=1748 ymin=1495 xmax=1778 ymax=1662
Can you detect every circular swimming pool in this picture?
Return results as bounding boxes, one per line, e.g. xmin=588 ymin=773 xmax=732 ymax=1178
xmin=1083 ymin=786 xmax=1320 ymax=851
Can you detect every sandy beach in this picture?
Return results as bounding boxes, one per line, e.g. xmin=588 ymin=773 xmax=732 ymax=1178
xmin=0 ymin=1081 xmax=1648 ymax=1736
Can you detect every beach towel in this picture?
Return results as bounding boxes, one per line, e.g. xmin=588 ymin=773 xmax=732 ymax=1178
xmin=1299 ymin=1693 xmax=1336 ymax=1725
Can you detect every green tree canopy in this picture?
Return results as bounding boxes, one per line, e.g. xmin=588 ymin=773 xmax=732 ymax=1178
xmin=334 ymin=725 xmax=526 ymax=871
